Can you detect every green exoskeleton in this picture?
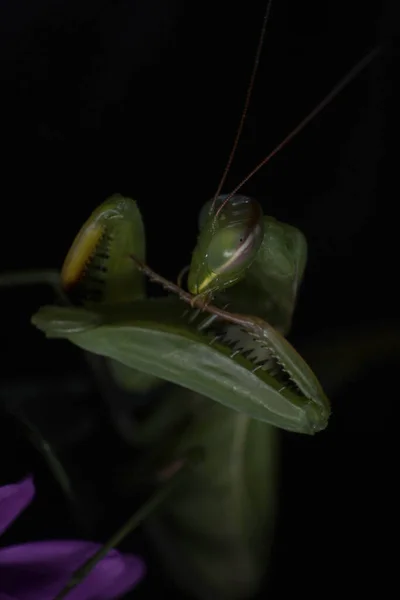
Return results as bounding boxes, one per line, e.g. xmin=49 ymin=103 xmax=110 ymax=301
xmin=25 ymin=183 xmax=325 ymax=599
xmin=30 ymin=34 xmax=380 ymax=438
xmin=30 ymin=193 xmax=282 ymax=599
xmin=32 ymin=192 xmax=329 ymax=435
xmin=139 ymin=386 xmax=278 ymax=600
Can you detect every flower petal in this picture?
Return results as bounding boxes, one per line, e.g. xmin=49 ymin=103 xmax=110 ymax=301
xmin=0 ymin=476 xmax=35 ymax=537
xmin=0 ymin=540 xmax=145 ymax=600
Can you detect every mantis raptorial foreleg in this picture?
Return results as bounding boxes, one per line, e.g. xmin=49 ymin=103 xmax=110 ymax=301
xmin=29 ymin=194 xmax=329 ymax=434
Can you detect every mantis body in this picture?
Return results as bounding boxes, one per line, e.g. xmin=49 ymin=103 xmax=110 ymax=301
xmin=29 ymin=193 xmax=289 ymax=598
xmin=30 ymin=0 xmax=380 ymax=434
xmin=31 ymin=31 xmax=379 ymax=435
xmin=32 ymin=193 xmax=329 ymax=435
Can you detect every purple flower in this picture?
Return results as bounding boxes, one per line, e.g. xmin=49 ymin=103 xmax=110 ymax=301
xmin=0 ymin=476 xmax=145 ymax=600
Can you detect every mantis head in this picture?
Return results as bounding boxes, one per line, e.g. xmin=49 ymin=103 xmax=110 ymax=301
xmin=187 ymin=195 xmax=264 ymax=296
xmin=188 ymin=194 xmax=307 ymax=333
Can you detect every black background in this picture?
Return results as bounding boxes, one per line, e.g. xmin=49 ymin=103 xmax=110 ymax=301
xmin=0 ymin=1 xmax=398 ymax=598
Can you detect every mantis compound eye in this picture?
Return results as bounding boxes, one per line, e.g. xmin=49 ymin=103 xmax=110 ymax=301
xmin=188 ymin=195 xmax=264 ymax=295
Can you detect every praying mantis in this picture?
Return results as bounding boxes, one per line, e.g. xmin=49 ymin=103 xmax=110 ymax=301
xmin=30 ymin=41 xmax=379 ymax=436
xmin=32 ymin=192 xmax=328 ymax=434
xmin=28 ymin=193 xmax=286 ymax=599
xmin=1 ymin=1 xmax=381 ymax=597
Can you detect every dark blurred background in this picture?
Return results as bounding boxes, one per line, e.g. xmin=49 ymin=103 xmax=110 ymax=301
xmin=0 ymin=0 xmax=398 ymax=598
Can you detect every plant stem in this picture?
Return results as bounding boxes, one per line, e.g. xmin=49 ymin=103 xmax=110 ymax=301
xmin=53 ymin=453 xmax=197 ymax=600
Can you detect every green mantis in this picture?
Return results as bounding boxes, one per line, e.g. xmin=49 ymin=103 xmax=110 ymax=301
xmin=32 ymin=193 xmax=329 ymax=435
xmin=29 ymin=25 xmax=380 ymax=440
xmin=30 ymin=46 xmax=380 ymax=436
xmin=29 ymin=193 xmax=288 ymax=598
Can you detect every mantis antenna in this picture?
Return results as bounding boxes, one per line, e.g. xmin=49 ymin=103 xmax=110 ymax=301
xmin=214 ymin=45 xmax=381 ymax=218
xmin=211 ymin=0 xmax=274 ymax=213
xmin=158 ymin=36 xmax=381 ymax=294
xmin=206 ymin=1 xmax=381 ymax=220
